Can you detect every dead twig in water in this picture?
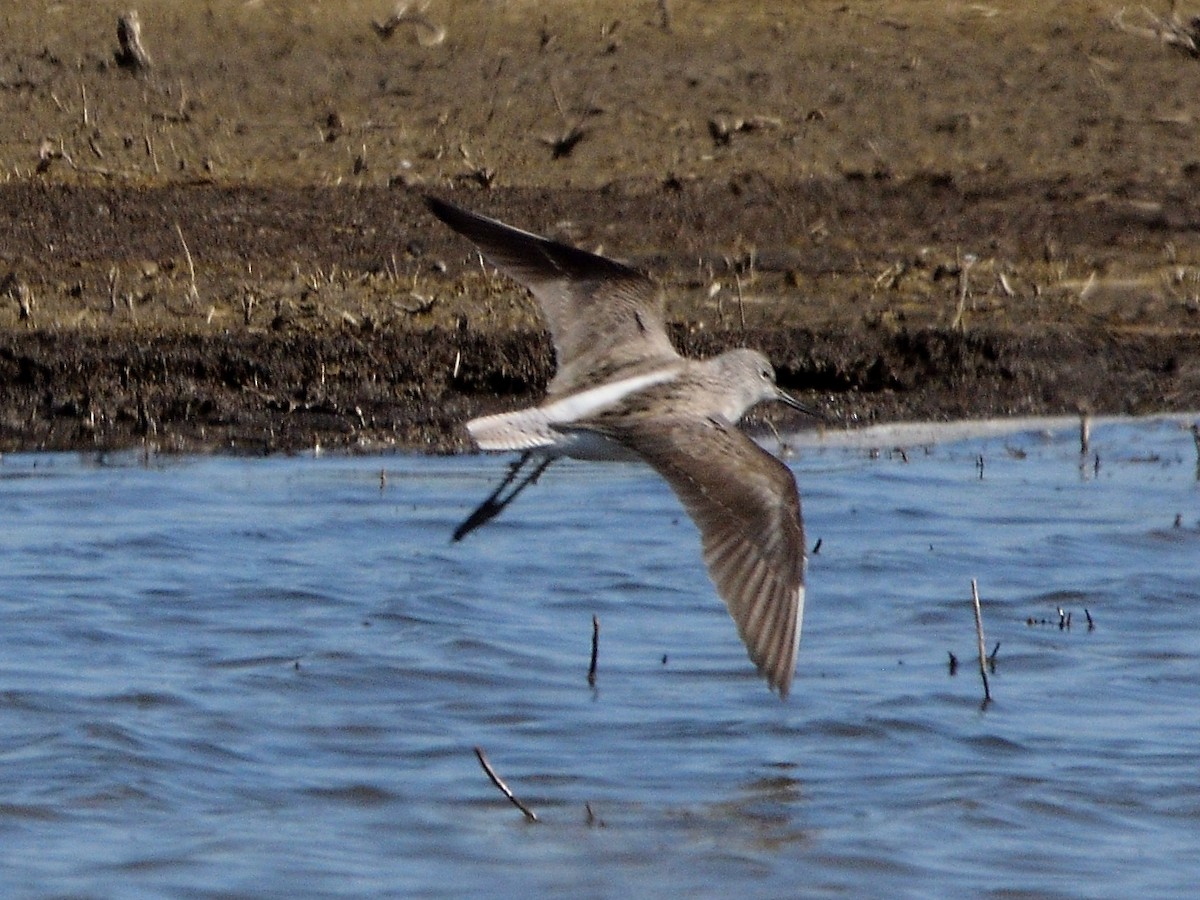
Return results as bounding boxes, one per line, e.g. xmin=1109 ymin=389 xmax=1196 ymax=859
xmin=587 ymin=614 xmax=600 ymax=687
xmin=971 ymin=579 xmax=991 ymax=703
xmin=473 ymin=746 xmax=538 ymax=823
xmin=1191 ymin=423 xmax=1200 ymax=478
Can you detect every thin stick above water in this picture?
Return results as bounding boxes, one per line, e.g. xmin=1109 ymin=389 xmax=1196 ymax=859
xmin=473 ymin=746 xmax=538 ymax=823
xmin=971 ymin=578 xmax=991 ymax=703
xmin=1191 ymin=423 xmax=1199 ymax=479
xmin=587 ymin=614 xmax=600 ymax=687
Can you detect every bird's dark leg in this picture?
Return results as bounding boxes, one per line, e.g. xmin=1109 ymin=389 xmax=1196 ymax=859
xmin=453 ymin=452 xmax=555 ymax=542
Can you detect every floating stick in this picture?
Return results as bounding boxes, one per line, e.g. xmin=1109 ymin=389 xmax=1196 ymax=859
xmin=970 ymin=579 xmax=991 ymax=703
xmin=587 ymin=614 xmax=600 ymax=687
xmin=473 ymin=746 xmax=538 ymax=823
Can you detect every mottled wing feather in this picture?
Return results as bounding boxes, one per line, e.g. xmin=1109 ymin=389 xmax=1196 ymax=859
xmin=612 ymin=418 xmax=807 ymax=697
xmin=425 ymin=196 xmax=679 ymax=395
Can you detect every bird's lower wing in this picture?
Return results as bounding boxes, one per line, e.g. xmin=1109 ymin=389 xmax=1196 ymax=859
xmin=611 ymin=418 xmax=807 ymax=697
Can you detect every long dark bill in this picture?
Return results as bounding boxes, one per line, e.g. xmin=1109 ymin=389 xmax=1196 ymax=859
xmin=776 ymin=387 xmax=822 ymax=421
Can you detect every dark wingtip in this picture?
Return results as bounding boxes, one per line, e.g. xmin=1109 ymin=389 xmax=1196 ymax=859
xmin=422 ymin=194 xmax=644 ymax=284
xmin=767 ymin=669 xmax=792 ymax=700
xmin=424 ymin=193 xmax=463 ymax=228
xmin=423 ymin=194 xmax=524 ymax=248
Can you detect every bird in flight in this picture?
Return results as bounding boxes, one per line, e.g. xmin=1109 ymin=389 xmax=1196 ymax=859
xmin=427 ymin=195 xmax=812 ymax=697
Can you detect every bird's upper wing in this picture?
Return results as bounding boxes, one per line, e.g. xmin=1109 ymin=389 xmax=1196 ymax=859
xmin=426 ymin=196 xmax=680 ymax=396
xmin=607 ymin=416 xmax=807 ymax=697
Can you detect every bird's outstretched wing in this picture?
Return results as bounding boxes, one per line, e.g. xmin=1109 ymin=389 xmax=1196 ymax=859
xmin=609 ymin=416 xmax=807 ymax=697
xmin=426 ymin=196 xmax=680 ymax=396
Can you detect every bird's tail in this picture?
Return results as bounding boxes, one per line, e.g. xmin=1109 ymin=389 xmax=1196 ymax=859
xmin=466 ymin=408 xmax=559 ymax=452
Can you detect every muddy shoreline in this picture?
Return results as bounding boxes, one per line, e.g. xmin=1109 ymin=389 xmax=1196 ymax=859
xmin=2 ymin=3 xmax=1199 ymax=454
xmin=3 ymin=323 xmax=1195 ymax=456
xmin=3 ymin=176 xmax=1200 ymax=455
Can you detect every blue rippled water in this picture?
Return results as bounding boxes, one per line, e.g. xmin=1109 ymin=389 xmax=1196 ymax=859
xmin=1 ymin=415 xmax=1198 ymax=898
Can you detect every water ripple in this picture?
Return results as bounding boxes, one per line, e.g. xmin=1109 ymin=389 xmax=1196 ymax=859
xmin=0 ymin=418 xmax=1198 ymax=896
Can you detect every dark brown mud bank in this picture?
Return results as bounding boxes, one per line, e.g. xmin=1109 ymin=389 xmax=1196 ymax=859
xmin=3 ymin=175 xmax=1200 ymax=455
xmin=0 ymin=319 xmax=1194 ymax=456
